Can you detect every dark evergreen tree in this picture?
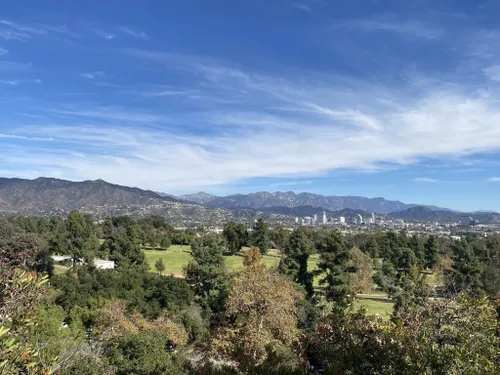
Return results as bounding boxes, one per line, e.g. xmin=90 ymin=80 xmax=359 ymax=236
xmin=424 ymin=235 xmax=439 ymax=270
xmin=185 ymin=235 xmax=231 ymax=317
xmin=252 ymin=218 xmax=270 ymax=255
xmin=279 ymin=228 xmax=314 ymax=298
xmin=317 ymin=231 xmax=355 ymax=308
xmin=271 ymin=225 xmax=289 ymax=251
xmin=66 ymin=211 xmax=99 ymax=265
xmin=446 ymin=239 xmax=484 ymax=297
xmin=408 ymin=235 xmax=425 ymax=267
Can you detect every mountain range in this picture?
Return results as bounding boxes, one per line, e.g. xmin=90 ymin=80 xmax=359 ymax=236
xmin=0 ymin=177 xmax=498 ymax=225
xmin=179 ymin=191 xmax=449 ymax=214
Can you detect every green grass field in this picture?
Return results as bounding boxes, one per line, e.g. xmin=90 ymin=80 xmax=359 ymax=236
xmin=144 ymin=245 xmax=284 ymax=276
xmin=354 ymin=293 xmax=394 ymax=317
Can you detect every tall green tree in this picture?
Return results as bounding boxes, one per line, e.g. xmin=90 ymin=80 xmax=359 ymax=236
xmin=271 ymin=225 xmax=289 ymax=251
xmin=185 ymin=236 xmax=231 ymax=316
xmin=317 ymin=231 xmax=356 ymax=309
xmin=66 ymin=211 xmax=99 ymax=265
xmin=446 ymin=239 xmax=484 ymax=297
xmin=279 ymin=228 xmax=314 ymax=298
xmin=222 ymin=221 xmax=247 ymax=255
xmin=252 ymin=218 xmax=270 ymax=255
xmin=155 ymin=258 xmax=165 ymax=276
xmin=424 ymin=235 xmax=439 ymax=270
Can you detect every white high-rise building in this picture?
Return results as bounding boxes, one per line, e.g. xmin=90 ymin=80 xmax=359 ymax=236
xmin=371 ymin=213 xmax=376 ymax=224
xmin=313 ymin=214 xmax=318 ymax=224
xmin=322 ymin=211 xmax=327 ymax=224
xmin=339 ymin=216 xmax=346 ymax=224
xmin=356 ymin=214 xmax=363 ymax=225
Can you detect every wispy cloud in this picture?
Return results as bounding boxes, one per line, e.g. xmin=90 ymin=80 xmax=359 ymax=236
xmin=412 ymin=177 xmax=438 ymax=183
xmin=92 ymin=28 xmax=115 ymax=40
xmin=292 ymin=3 xmax=315 ymax=15
xmin=92 ymin=26 xmax=149 ymax=40
xmin=332 ymin=18 xmax=444 ymax=40
xmin=483 ymin=65 xmax=500 ymax=82
xmin=0 ymin=134 xmax=53 ymax=141
xmin=0 ymin=47 xmax=7 ymax=57
xmin=0 ymin=78 xmax=41 ymax=85
xmin=117 ymin=26 xmax=149 ymax=39
xmin=0 ymin=20 xmax=76 ymax=41
xmin=269 ymin=180 xmax=313 ymax=188
xmin=486 ymin=177 xmax=500 ymax=182
xmin=81 ymin=71 xmax=105 ymax=80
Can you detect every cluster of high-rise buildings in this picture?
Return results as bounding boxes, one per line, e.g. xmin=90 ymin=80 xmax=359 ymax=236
xmin=294 ymin=212 xmax=378 ymax=226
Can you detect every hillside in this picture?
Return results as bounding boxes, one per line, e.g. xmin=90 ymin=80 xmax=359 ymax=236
xmin=0 ymin=178 xmax=292 ymax=226
xmin=179 ymin=191 xmax=448 ymax=214
xmin=0 ymin=177 xmax=178 ymax=214
xmin=179 ymin=192 xmax=219 ymax=205
xmin=388 ymin=206 xmax=500 ymax=224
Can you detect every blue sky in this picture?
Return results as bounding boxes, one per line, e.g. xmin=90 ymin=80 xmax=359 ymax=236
xmin=2 ymin=0 xmax=500 ymax=211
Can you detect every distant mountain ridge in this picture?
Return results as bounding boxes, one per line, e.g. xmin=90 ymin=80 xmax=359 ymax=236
xmin=388 ymin=206 xmax=500 ymax=224
xmin=0 ymin=177 xmax=178 ymax=214
xmin=0 ymin=178 xmax=293 ymax=226
xmin=179 ymin=192 xmax=218 ymax=205
xmin=1 ymin=177 xmax=498 ymax=225
xmin=178 ymin=191 xmax=451 ymax=215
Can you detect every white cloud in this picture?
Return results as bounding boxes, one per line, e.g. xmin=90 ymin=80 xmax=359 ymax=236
xmin=292 ymin=3 xmax=315 ymax=15
xmin=81 ymin=71 xmax=105 ymax=80
xmin=0 ymin=20 xmax=76 ymax=41
xmin=483 ymin=65 xmax=500 ymax=82
xmin=412 ymin=177 xmax=438 ymax=183
xmin=486 ymin=177 xmax=500 ymax=182
xmin=0 ymin=78 xmax=40 ymax=85
xmin=0 ymin=79 xmax=20 ymax=85
xmin=93 ymin=29 xmax=115 ymax=40
xmin=118 ymin=26 xmax=149 ymax=39
xmin=0 ymin=134 xmax=53 ymax=141
xmin=0 ymin=47 xmax=7 ymax=57
xmin=332 ymin=18 xmax=444 ymax=40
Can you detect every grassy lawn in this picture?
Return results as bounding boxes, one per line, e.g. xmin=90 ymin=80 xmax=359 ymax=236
xmin=144 ymin=245 xmax=284 ymax=276
xmin=354 ymin=293 xmax=394 ymax=318
xmin=53 ymin=264 xmax=70 ymax=275
xmin=144 ymin=245 xmax=192 ymax=277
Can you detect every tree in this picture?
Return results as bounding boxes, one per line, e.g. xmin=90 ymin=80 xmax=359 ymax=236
xmin=184 ymin=236 xmax=231 ymax=316
xmin=222 ymin=221 xmax=245 ymax=255
xmin=424 ymin=235 xmax=439 ymax=270
xmin=317 ymin=231 xmax=356 ymax=309
xmin=252 ymin=218 xmax=270 ymax=254
xmin=209 ymin=247 xmax=304 ymax=372
xmin=408 ymin=235 xmax=425 ymax=267
xmin=106 ymin=331 xmax=187 ymax=375
xmin=155 ymin=258 xmax=166 ymax=276
xmin=365 ymin=237 xmax=380 ymax=258
xmin=446 ymin=239 xmax=484 ymax=296
xmin=107 ymin=226 xmax=145 ymax=267
xmin=0 ymin=270 xmax=56 ymax=374
xmin=271 ymin=225 xmax=289 ymax=251
xmin=159 ymin=236 xmax=171 ymax=250
xmin=349 ymin=247 xmax=373 ymax=294
xmin=311 ymin=294 xmax=500 ymax=375
xmin=66 ymin=211 xmax=99 ymax=265
xmin=279 ymin=228 xmax=314 ymax=298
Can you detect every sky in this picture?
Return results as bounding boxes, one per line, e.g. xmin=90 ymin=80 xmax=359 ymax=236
xmin=2 ymin=0 xmax=500 ymax=211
